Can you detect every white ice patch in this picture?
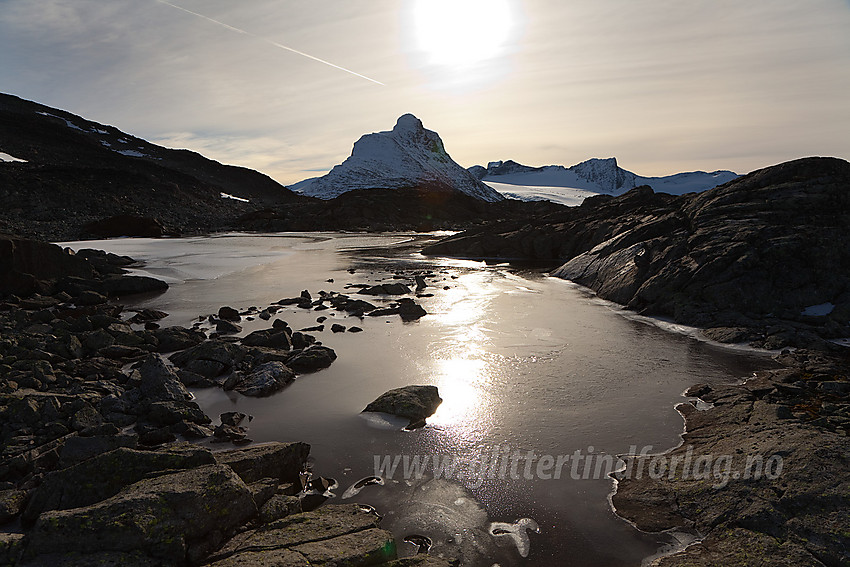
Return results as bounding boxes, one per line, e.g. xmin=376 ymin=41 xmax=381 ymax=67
xmin=220 ymin=192 xmax=250 ymax=203
xmin=488 ymin=518 xmax=540 ymax=557
xmin=359 ymin=412 xmax=410 ymax=430
xmin=0 ymin=152 xmax=26 ymax=163
xmin=116 ymin=149 xmax=147 ymax=158
xmin=801 ymin=302 xmax=834 ymax=316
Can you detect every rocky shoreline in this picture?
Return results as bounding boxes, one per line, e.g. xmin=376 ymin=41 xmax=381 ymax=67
xmin=0 ymin=235 xmax=455 ymax=566
xmin=612 ymin=349 xmax=849 ymax=566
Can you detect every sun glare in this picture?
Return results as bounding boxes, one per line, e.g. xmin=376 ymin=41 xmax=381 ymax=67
xmin=412 ymin=0 xmax=515 ymax=67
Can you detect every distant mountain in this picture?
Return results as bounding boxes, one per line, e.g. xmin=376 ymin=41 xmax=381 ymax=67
xmin=0 ymin=93 xmax=299 ymax=239
xmin=471 ymin=157 xmax=739 ymax=204
xmin=292 ymin=114 xmax=504 ymax=202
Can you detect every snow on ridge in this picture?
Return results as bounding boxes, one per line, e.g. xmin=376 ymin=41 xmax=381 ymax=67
xmin=475 ymin=157 xmax=739 ymax=205
xmin=116 ymin=149 xmax=147 ymax=158
xmin=37 ymin=111 xmax=84 ymax=131
xmin=0 ymin=152 xmax=27 ymax=163
xmin=221 ymin=192 xmax=250 ymax=203
xmin=0 ymin=151 xmax=27 ymax=163
xmin=292 ymin=114 xmax=504 ymax=202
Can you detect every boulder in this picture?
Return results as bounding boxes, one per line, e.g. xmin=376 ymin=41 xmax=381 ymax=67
xmin=137 ymin=354 xmax=191 ymax=403
xmin=363 ymin=385 xmax=442 ymax=428
xmin=100 ymin=275 xmax=168 ymax=297
xmin=169 ymin=340 xmax=245 ymax=378
xmin=215 ymin=320 xmax=242 ymax=334
xmin=153 ymin=326 xmax=206 ymax=352
xmin=285 ymin=346 xmax=337 ymax=373
xmin=241 ymin=329 xmax=291 ymax=350
xmin=358 ymin=283 xmax=411 ymax=296
xmin=235 ymin=362 xmax=296 ymax=397
xmin=398 ymin=298 xmax=427 ymax=321
xmin=217 ymin=306 xmax=241 ymax=322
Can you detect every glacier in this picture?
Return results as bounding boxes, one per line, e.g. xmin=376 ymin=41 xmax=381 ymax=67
xmin=473 ymin=157 xmax=739 ymax=204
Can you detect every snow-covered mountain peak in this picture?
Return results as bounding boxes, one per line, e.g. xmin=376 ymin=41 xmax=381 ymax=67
xmin=393 ymin=113 xmax=425 ymax=133
xmin=569 ymin=157 xmax=636 ymax=193
xmin=292 ymin=115 xmax=503 ymax=202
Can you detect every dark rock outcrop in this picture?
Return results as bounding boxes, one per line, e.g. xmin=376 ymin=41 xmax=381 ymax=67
xmin=80 ymin=215 xmax=165 ymax=238
xmin=0 ymin=235 xmax=167 ymax=301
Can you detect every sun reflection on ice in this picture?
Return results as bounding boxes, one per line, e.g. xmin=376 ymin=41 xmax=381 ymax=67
xmin=427 ymin=271 xmax=498 ymax=441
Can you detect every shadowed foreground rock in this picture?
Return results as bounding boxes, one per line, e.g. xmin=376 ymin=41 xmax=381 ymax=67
xmin=24 ymin=464 xmax=257 ymax=562
xmin=8 ymin=440 xmax=457 ymax=567
xmin=0 ymin=235 xmax=168 ymax=300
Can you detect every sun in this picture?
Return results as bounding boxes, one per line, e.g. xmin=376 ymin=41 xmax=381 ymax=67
xmin=412 ymin=0 xmax=515 ymax=67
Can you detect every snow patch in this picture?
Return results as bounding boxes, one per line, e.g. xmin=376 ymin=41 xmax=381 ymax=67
xmin=220 ymin=192 xmax=250 ymax=203
xmin=36 ymin=111 xmax=84 ymax=131
xmin=116 ymin=149 xmax=147 ymax=158
xmin=0 ymin=152 xmax=26 ymax=163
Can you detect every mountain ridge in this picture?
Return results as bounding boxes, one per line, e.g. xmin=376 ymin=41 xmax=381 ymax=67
xmin=471 ymin=157 xmax=739 ymax=201
xmin=292 ymin=114 xmax=504 ymax=202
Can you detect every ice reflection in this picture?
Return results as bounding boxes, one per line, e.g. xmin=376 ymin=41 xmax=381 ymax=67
xmin=430 ymin=357 xmax=486 ymax=427
xmin=428 ymin=271 xmax=498 ymax=445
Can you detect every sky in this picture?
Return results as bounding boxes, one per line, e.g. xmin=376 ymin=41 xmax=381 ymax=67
xmin=1 ymin=0 xmax=849 ymax=185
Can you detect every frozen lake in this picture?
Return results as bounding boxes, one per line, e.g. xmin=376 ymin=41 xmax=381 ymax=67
xmin=63 ymin=232 xmax=769 ymax=566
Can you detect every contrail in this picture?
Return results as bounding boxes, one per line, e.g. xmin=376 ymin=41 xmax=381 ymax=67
xmin=155 ymin=0 xmax=384 ymax=86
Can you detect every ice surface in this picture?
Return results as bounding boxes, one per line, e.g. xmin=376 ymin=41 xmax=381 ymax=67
xmin=801 ymin=302 xmax=835 ymax=316
xmin=486 ymin=181 xmax=597 ymax=206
